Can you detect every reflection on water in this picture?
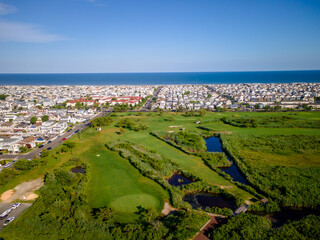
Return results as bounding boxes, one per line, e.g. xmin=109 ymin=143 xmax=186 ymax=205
xmin=184 ymin=192 xmax=236 ymax=210
xmin=205 ymin=136 xmax=247 ymax=185
xmin=70 ymin=166 xmax=85 ymax=173
xmin=167 ymin=173 xmax=193 ymax=186
xmin=252 ymin=207 xmax=320 ymax=228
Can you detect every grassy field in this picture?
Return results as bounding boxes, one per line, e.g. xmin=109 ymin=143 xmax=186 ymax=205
xmin=103 ymin=111 xmax=320 ymax=207
xmin=2 ymin=110 xmax=319 ymax=223
xmin=70 ymin=128 xmax=169 ymax=222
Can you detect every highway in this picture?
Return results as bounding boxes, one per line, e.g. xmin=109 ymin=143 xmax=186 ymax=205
xmin=0 ymin=110 xmax=111 ymax=161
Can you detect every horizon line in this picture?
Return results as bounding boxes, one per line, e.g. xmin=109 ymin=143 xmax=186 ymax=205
xmin=1 ymin=69 xmax=320 ymax=74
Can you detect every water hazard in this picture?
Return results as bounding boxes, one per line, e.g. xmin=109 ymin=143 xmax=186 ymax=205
xmin=184 ymin=192 xmax=236 ymax=210
xmin=70 ymin=166 xmax=85 ymax=174
xmin=252 ymin=207 xmax=320 ymax=228
xmin=167 ymin=173 xmax=193 ymax=186
xmin=205 ymin=136 xmax=247 ymax=185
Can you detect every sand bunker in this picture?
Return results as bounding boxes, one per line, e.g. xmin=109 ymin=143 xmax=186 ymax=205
xmin=96 ymin=154 xmax=100 ymax=157
xmin=161 ymin=202 xmax=177 ymax=216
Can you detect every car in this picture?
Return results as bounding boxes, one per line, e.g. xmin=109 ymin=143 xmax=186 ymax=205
xmin=3 ymin=217 xmax=15 ymax=226
xmin=62 ymin=138 xmax=67 ymax=141
xmin=75 ymin=130 xmax=79 ymax=133
xmin=67 ymin=129 xmax=72 ymax=132
xmin=38 ymin=145 xmax=44 ymax=148
xmin=11 ymin=202 xmax=21 ymax=209
xmin=47 ymin=147 xmax=52 ymax=150
xmin=48 ymin=141 xmax=52 ymax=143
xmin=0 ymin=208 xmax=12 ymax=219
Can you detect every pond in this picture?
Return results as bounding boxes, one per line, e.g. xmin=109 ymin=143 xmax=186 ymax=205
xmin=184 ymin=192 xmax=236 ymax=210
xmin=205 ymin=136 xmax=247 ymax=185
xmin=252 ymin=207 xmax=320 ymax=228
xmin=167 ymin=173 xmax=193 ymax=186
xmin=70 ymin=166 xmax=85 ymax=174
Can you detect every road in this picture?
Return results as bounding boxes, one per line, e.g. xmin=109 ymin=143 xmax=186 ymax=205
xmin=140 ymin=86 xmax=162 ymax=111
xmin=0 ymin=110 xmax=112 ymax=161
xmin=0 ymin=203 xmax=32 ymax=231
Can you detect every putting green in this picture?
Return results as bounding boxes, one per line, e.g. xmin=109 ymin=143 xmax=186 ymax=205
xmin=111 ymin=193 xmax=160 ymax=212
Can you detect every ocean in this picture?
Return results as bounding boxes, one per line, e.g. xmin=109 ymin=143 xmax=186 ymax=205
xmin=0 ymin=71 xmax=319 ymax=85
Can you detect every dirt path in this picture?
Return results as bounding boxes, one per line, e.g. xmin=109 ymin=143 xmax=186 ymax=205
xmin=194 ymin=216 xmax=228 ymax=240
xmin=0 ymin=178 xmax=43 ymax=203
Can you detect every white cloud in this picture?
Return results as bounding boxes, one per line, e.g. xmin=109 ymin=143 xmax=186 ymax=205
xmin=0 ymin=21 xmax=65 ymax=43
xmin=0 ymin=2 xmax=16 ymax=15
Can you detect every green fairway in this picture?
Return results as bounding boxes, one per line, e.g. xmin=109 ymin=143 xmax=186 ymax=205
xmin=76 ymin=131 xmax=168 ymax=222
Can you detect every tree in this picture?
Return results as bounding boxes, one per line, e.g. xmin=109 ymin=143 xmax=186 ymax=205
xmin=19 ymin=146 xmax=28 ymax=153
xmin=41 ymin=115 xmax=49 ymax=122
xmin=0 ymin=94 xmax=8 ymax=100
xmin=97 ymin=207 xmax=115 ymax=222
xmin=75 ymin=101 xmax=81 ymax=109
xmin=63 ymin=142 xmax=76 ymax=149
xmin=199 ymin=109 xmax=206 ymax=117
xmin=136 ymin=206 xmax=157 ymax=223
xmin=30 ymin=116 xmax=37 ymax=124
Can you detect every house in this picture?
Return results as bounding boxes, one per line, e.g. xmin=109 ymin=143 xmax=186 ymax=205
xmin=4 ymin=115 xmax=17 ymax=122
xmin=0 ymin=136 xmax=23 ymax=152
xmin=19 ymin=136 xmax=37 ymax=148
xmin=0 ymin=122 xmax=16 ymax=134
xmin=51 ymin=121 xmax=68 ymax=134
xmin=40 ymin=121 xmax=55 ymax=134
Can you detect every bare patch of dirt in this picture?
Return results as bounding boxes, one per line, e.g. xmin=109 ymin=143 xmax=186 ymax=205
xmin=1 ymin=178 xmax=43 ymax=203
xmin=218 ymin=185 xmax=233 ymax=189
xmin=1 ymin=190 xmax=14 ymax=202
xmin=25 ymin=193 xmax=38 ymax=201
xmin=161 ymin=202 xmax=177 ymax=216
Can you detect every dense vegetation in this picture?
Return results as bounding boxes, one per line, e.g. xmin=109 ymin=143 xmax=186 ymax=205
xmin=195 ymin=152 xmax=230 ymax=168
xmin=221 ymin=134 xmax=320 ymax=208
xmin=223 ymin=115 xmax=320 ymax=128
xmin=152 ymin=131 xmax=207 ymax=152
xmin=90 ymin=116 xmax=113 ymax=127
xmin=210 ymin=213 xmax=320 ymax=240
xmin=1 ymin=158 xmax=209 ymax=240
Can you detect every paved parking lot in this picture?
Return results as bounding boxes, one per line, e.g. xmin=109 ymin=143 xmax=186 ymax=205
xmin=0 ymin=203 xmax=32 ymax=231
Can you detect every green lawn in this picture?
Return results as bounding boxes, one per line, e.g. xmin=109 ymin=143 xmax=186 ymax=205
xmin=74 ymin=130 xmax=169 ymax=222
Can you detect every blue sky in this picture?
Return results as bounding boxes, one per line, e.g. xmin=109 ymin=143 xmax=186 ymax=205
xmin=0 ymin=0 xmax=320 ymax=73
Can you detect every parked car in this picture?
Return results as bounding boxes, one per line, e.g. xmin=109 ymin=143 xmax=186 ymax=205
xmin=48 ymin=141 xmax=52 ymax=143
xmin=3 ymin=217 xmax=15 ymax=226
xmin=62 ymin=138 xmax=67 ymax=141
xmin=75 ymin=130 xmax=79 ymax=133
xmin=38 ymin=145 xmax=44 ymax=148
xmin=0 ymin=208 xmax=12 ymax=219
xmin=12 ymin=202 xmax=21 ymax=209
xmin=47 ymin=147 xmax=52 ymax=150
